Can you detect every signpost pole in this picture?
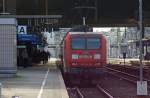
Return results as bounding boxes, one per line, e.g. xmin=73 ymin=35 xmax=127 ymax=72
xmin=137 ymin=0 xmax=148 ymax=95
xmin=139 ymin=0 xmax=143 ymax=83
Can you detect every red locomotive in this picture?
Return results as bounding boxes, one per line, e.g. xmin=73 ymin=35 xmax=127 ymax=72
xmin=59 ymin=26 xmax=107 ymax=75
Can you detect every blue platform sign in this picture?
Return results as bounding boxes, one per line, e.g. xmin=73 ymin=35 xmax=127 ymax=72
xmin=17 ymin=34 xmax=40 ymax=45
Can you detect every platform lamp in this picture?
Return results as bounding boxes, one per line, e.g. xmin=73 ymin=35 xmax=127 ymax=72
xmin=1 ymin=0 xmax=9 ymax=15
xmin=2 ymin=0 xmax=5 ymax=13
xmin=45 ymin=0 xmax=48 ymax=15
xmin=137 ymin=0 xmax=148 ymax=96
xmin=45 ymin=0 xmax=48 ymax=28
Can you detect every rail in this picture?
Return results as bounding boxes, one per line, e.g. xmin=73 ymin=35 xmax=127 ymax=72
xmin=96 ymin=84 xmax=114 ymax=98
xmin=75 ymin=87 xmax=84 ymax=98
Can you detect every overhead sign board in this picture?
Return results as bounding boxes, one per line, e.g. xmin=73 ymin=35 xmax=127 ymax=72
xmin=18 ymin=25 xmax=27 ymax=34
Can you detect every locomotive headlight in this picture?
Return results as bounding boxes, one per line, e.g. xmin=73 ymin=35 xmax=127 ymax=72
xmin=72 ymin=54 xmax=79 ymax=59
xmin=94 ymin=54 xmax=101 ymax=59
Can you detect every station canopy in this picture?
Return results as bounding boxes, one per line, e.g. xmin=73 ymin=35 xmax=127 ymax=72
xmin=13 ymin=0 xmax=150 ymax=27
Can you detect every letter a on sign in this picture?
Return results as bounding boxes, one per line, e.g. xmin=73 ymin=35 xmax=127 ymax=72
xmin=18 ymin=26 xmax=27 ymax=34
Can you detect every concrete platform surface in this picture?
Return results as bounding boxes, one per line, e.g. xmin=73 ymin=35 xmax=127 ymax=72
xmin=0 ymin=66 xmax=69 ymax=98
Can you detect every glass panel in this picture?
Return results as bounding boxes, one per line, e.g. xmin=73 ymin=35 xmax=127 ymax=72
xmin=87 ymin=38 xmax=100 ymax=49
xmin=72 ymin=38 xmax=86 ymax=49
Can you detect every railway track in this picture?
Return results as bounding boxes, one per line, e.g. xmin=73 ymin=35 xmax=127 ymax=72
xmin=67 ymin=88 xmax=82 ymax=98
xmin=66 ymin=68 xmax=140 ymax=97
xmin=66 ymin=65 xmax=145 ymax=98
xmin=105 ymin=66 xmax=150 ymax=89
xmin=67 ymin=84 xmax=114 ymax=98
xmin=107 ymin=64 xmax=148 ymax=77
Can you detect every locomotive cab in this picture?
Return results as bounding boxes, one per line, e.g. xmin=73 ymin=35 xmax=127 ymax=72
xmin=62 ymin=32 xmax=107 ymax=74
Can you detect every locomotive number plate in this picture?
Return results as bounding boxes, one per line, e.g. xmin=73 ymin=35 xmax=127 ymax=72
xmin=79 ymin=55 xmax=91 ymax=58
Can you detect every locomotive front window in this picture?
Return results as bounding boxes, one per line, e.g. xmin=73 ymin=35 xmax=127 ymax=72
xmin=87 ymin=38 xmax=100 ymax=49
xmin=72 ymin=38 xmax=86 ymax=49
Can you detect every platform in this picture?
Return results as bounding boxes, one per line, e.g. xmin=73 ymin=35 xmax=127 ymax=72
xmin=0 ymin=65 xmax=69 ymax=98
xmin=108 ymin=58 xmax=150 ymax=65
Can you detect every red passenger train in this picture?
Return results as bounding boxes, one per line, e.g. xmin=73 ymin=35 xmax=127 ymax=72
xmin=59 ymin=26 xmax=107 ymax=75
